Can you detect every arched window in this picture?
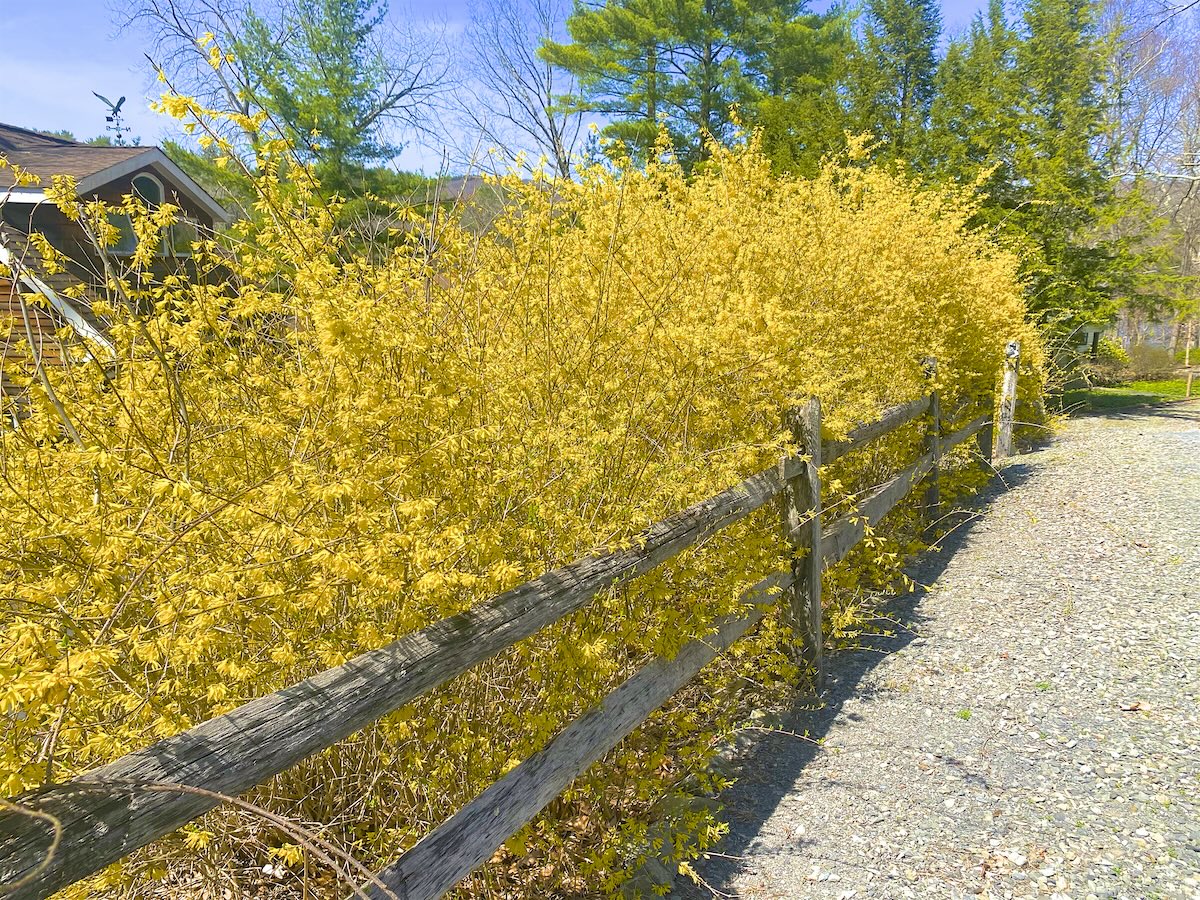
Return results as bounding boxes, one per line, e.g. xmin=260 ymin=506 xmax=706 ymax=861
xmin=131 ymin=173 xmax=163 ymax=207
xmin=133 ymin=172 xmax=198 ymax=257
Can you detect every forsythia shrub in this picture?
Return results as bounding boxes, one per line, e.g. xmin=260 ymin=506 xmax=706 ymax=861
xmin=0 ymin=108 xmax=1042 ymax=897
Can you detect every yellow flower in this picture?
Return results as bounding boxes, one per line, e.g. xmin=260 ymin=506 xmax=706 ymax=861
xmin=0 ymin=92 xmax=1042 ymax=894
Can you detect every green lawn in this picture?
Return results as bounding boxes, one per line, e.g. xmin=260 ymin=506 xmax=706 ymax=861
xmin=1060 ymin=377 xmax=1194 ymax=412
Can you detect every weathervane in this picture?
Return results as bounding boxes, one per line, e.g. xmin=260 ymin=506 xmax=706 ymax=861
xmin=92 ymin=92 xmax=132 ymax=145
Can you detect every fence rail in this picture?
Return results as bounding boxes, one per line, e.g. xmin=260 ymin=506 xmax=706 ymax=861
xmin=0 ymin=352 xmax=1021 ymax=900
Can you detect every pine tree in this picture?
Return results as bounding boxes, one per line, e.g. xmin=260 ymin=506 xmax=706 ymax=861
xmin=927 ymin=0 xmax=1021 ymax=199
xmin=748 ymin=6 xmax=855 ymax=175
xmin=542 ymin=0 xmax=673 ymax=156
xmin=543 ymin=0 xmax=796 ymax=165
xmin=848 ymin=0 xmax=941 ymax=161
xmin=238 ymin=0 xmax=396 ymax=182
xmin=926 ymin=0 xmax=1124 ymax=332
xmin=1013 ymin=0 xmax=1118 ymax=328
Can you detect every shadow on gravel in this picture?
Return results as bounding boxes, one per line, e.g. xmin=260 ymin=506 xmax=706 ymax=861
xmin=1068 ymin=400 xmax=1200 ymax=423
xmin=670 ymin=463 xmax=1037 ymax=899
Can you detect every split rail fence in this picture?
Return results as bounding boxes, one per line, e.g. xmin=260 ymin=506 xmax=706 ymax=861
xmin=0 ymin=346 xmax=1023 ymax=900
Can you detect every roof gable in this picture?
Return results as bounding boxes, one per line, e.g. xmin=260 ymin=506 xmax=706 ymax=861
xmin=0 ymin=123 xmax=231 ymax=224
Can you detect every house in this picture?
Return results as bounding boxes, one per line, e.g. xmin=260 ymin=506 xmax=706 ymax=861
xmin=1 ymin=223 xmax=112 ymax=396
xmin=1 ymin=122 xmax=231 ymax=281
xmin=1072 ymin=322 xmax=1107 ymax=356
xmin=0 ymin=123 xmax=231 ymax=393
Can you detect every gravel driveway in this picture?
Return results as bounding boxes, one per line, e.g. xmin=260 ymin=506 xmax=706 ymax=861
xmin=674 ymin=402 xmax=1200 ymax=900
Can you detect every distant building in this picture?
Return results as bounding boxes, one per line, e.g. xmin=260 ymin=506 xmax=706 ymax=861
xmin=0 ymin=123 xmax=230 ymax=395
xmin=1072 ymin=323 xmax=1107 ymax=356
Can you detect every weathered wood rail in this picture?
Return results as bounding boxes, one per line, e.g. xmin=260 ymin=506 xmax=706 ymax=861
xmin=0 ymin=358 xmax=1019 ymax=900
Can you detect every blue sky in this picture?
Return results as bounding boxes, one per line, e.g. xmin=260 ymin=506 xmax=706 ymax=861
xmin=0 ymin=0 xmax=994 ymax=173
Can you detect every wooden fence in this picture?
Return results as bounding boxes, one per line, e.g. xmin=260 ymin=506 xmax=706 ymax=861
xmin=0 ymin=353 xmax=1023 ymax=900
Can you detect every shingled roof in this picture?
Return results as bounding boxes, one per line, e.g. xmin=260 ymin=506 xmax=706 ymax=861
xmin=0 ymin=124 xmax=148 ymax=186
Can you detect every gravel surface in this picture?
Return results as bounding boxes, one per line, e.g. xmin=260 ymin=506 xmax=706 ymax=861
xmin=674 ymin=403 xmax=1200 ymax=900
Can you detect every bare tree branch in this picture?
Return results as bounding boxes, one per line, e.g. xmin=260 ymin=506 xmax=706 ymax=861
xmin=114 ymin=0 xmax=451 ymax=168
xmin=446 ymin=0 xmax=584 ymax=179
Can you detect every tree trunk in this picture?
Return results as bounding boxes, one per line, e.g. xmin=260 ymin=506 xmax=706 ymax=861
xmin=646 ymin=45 xmax=658 ymax=138
xmin=699 ymin=40 xmax=714 ymax=161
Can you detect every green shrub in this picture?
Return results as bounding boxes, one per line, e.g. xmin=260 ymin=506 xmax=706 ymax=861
xmin=1097 ymin=337 xmax=1129 ymax=365
xmin=1076 ymin=337 xmax=1129 ymax=386
xmin=1128 ymin=344 xmax=1178 ymax=380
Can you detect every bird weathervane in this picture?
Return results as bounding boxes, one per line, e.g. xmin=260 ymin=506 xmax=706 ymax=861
xmin=92 ymin=91 xmax=132 ymax=145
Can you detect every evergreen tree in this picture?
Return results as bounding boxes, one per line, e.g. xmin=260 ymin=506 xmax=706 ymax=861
xmin=848 ymin=0 xmax=941 ymax=160
xmin=237 ymin=0 xmax=398 ymax=185
xmin=542 ymin=0 xmax=674 ymax=156
xmin=748 ymin=7 xmax=855 ymax=175
xmin=543 ymin=0 xmax=797 ymax=165
xmin=126 ymin=0 xmax=447 ymax=196
xmin=925 ymin=0 xmax=1123 ymax=332
xmin=1012 ymin=0 xmax=1117 ymax=328
xmin=927 ymin=0 xmax=1021 ymax=199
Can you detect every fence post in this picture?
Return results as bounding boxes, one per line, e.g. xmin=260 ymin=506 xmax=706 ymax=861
xmin=996 ymin=340 xmax=1021 ymax=459
xmin=781 ymin=398 xmax=823 ymax=690
xmin=923 ymin=358 xmax=941 ymax=523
